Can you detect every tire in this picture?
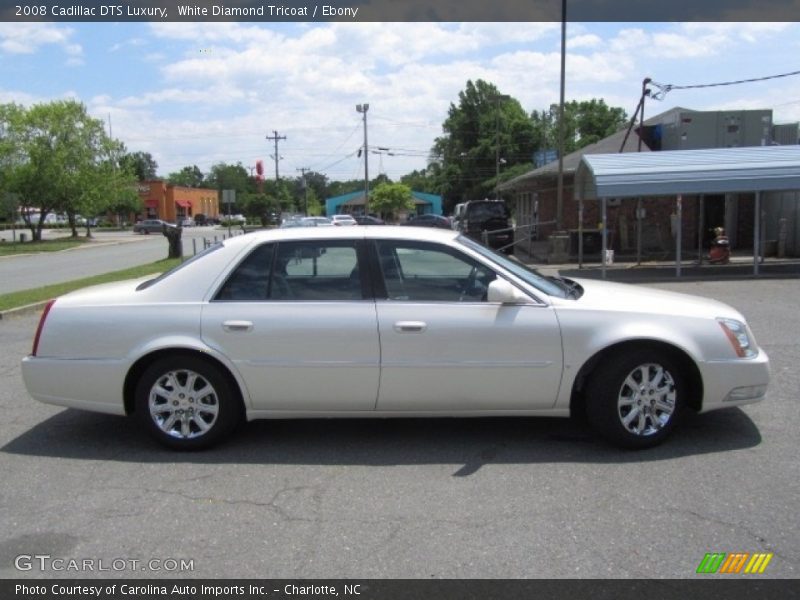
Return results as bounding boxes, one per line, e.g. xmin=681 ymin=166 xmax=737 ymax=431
xmin=586 ymin=349 xmax=685 ymax=449
xmin=135 ymin=356 xmax=242 ymax=450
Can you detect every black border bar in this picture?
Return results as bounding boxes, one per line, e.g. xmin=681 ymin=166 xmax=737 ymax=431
xmin=2 ymin=0 xmax=800 ymax=22
xmin=3 ymin=579 xmax=800 ymax=600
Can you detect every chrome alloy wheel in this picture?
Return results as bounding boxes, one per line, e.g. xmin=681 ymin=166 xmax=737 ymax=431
xmin=617 ymin=363 xmax=677 ymax=436
xmin=148 ymin=369 xmax=219 ymax=439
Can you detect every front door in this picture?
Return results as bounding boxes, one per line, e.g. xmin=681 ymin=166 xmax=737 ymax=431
xmin=372 ymin=240 xmax=563 ymax=412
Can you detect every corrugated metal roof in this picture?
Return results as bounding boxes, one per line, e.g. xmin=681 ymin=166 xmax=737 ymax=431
xmin=498 ymin=127 xmax=649 ymax=191
xmin=574 ymin=145 xmax=800 ymax=200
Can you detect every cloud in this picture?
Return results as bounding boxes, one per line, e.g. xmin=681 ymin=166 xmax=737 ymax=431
xmin=20 ymin=21 xmax=797 ymax=183
xmin=0 ymin=23 xmax=82 ymax=64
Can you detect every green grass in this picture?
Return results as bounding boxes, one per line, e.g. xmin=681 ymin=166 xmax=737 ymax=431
xmin=0 ymin=258 xmax=182 ymax=312
xmin=0 ymin=237 xmax=88 ymax=256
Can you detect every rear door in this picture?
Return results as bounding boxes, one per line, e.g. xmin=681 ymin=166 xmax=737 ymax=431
xmin=202 ymin=239 xmax=380 ymax=411
xmin=372 ymin=239 xmax=563 ymax=412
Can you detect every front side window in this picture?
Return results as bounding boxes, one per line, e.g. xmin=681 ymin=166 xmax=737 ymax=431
xmin=376 ymin=240 xmax=496 ymax=302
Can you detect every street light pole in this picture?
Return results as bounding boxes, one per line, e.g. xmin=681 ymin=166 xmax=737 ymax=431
xmin=356 ymin=103 xmax=370 ymax=215
xmin=556 ymin=0 xmax=567 ymax=231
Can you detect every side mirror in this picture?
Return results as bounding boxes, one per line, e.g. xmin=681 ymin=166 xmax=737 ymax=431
xmin=487 ymin=278 xmax=531 ymax=304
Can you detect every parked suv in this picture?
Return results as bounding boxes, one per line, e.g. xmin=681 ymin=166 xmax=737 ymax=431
xmin=457 ymin=199 xmax=513 ymax=254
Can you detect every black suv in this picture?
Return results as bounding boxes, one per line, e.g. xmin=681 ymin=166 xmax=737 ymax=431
xmin=457 ymin=200 xmax=513 ymax=254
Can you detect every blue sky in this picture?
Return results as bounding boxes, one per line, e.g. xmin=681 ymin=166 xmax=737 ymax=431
xmin=2 ymin=21 xmax=799 ymax=182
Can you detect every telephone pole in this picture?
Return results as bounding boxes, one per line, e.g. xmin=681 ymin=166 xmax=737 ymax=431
xmin=297 ymin=167 xmax=310 ymax=215
xmin=355 ymin=103 xmax=369 ymax=215
xmin=266 ymin=130 xmax=287 ymax=180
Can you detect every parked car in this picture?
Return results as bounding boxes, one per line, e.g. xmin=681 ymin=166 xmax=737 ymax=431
xmin=178 ymin=218 xmax=193 ymax=228
xmin=354 ymin=215 xmax=385 ymax=225
xmin=331 ymin=214 xmax=357 ymax=226
xmin=402 ymin=214 xmax=452 ymax=229
xmin=133 ymin=219 xmax=168 ymax=234
xmin=300 ymin=216 xmax=333 ymax=227
xmin=458 ymin=199 xmax=514 ymax=254
xmin=22 ymin=227 xmax=769 ymax=451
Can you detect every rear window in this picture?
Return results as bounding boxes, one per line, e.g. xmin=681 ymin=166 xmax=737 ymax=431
xmin=136 ymin=242 xmax=223 ymax=291
xmin=466 ymin=202 xmax=509 ymax=220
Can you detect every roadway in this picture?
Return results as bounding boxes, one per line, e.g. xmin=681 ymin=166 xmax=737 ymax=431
xmin=0 ymin=228 xmax=234 ymax=295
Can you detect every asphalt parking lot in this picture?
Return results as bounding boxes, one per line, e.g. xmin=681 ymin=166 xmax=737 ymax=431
xmin=0 ymin=278 xmax=797 ymax=580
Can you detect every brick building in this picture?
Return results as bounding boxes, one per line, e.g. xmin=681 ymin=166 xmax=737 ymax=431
xmin=499 ymin=107 xmax=794 ymax=259
xmin=136 ymin=181 xmax=220 ymax=223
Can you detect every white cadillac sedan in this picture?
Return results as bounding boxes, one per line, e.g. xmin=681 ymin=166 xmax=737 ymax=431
xmin=22 ymin=227 xmax=769 ymax=450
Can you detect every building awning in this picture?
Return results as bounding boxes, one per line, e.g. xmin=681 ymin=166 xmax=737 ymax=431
xmin=145 ymin=200 xmax=158 ymax=208
xmin=175 ymin=200 xmax=191 ymax=208
xmin=575 ymin=145 xmax=800 ymax=200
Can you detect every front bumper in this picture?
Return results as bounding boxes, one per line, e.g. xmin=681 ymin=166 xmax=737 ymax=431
xmin=699 ymin=348 xmax=770 ymax=413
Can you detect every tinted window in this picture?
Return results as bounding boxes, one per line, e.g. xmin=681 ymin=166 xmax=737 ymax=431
xmin=466 ymin=202 xmax=509 ymax=220
xmin=137 ymin=242 xmax=223 ymax=291
xmin=216 ymin=240 xmax=364 ymax=301
xmin=456 ymin=235 xmax=567 ymax=298
xmin=376 ymin=240 xmax=495 ymax=302
xmin=216 ymin=243 xmax=274 ymax=301
xmin=275 ymin=240 xmax=362 ymax=301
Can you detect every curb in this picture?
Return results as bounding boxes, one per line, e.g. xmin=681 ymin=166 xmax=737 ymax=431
xmin=0 ymin=301 xmax=49 ymax=321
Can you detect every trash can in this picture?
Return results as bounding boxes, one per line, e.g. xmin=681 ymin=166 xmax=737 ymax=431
xmin=19 ymin=233 xmax=26 ymax=242
xmin=604 ymin=249 xmax=614 ymax=265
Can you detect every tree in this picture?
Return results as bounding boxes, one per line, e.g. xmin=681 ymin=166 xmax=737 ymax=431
xmin=430 ymin=79 xmax=536 ymax=210
xmin=74 ymin=140 xmax=139 ymax=237
xmin=240 ymin=192 xmax=280 ymax=226
xmin=205 ymin=162 xmax=252 ymax=194
xmin=369 ymin=182 xmax=414 ymax=221
xmin=531 ymin=99 xmax=627 ymax=155
xmin=291 ymin=171 xmax=328 ymax=207
xmin=327 ymin=179 xmax=365 ymax=198
xmin=304 ymin=188 xmax=323 ymax=216
xmin=120 ymin=151 xmax=158 ymax=181
xmin=1 ymin=100 xmax=123 ymax=241
xmin=167 ymin=165 xmax=204 ymax=188
xmin=400 ymin=168 xmax=438 ymax=194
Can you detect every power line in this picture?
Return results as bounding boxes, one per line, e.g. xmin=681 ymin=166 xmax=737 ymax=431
xmin=650 ymin=68 xmax=800 ymax=100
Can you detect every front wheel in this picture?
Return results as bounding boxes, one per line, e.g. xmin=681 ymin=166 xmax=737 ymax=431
xmin=135 ymin=356 xmax=242 ymax=450
xmin=586 ymin=349 xmax=685 ymax=449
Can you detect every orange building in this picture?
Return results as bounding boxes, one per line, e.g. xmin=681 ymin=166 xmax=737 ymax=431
xmin=136 ymin=181 xmax=220 ymax=222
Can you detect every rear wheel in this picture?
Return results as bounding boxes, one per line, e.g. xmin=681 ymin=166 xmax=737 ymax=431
xmin=586 ymin=349 xmax=685 ymax=449
xmin=135 ymin=356 xmax=241 ymax=450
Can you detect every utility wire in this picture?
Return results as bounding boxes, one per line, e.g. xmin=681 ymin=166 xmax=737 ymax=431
xmin=650 ymin=68 xmax=800 ymax=100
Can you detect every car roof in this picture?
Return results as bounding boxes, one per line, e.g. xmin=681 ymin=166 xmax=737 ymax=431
xmin=224 ymin=225 xmax=460 ymax=249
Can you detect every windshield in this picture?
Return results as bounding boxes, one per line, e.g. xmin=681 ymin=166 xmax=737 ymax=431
xmin=456 ymin=235 xmax=570 ymax=298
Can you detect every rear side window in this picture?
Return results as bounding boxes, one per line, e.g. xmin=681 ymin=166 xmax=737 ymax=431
xmin=215 ymin=243 xmax=274 ymax=300
xmin=215 ymin=240 xmax=364 ymax=301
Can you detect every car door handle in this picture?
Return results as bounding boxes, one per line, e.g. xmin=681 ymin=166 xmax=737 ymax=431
xmin=222 ymin=320 xmax=253 ymax=332
xmin=393 ymin=321 xmax=427 ymax=333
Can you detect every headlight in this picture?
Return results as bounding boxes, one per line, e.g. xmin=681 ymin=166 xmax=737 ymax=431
xmin=718 ymin=318 xmax=757 ymax=358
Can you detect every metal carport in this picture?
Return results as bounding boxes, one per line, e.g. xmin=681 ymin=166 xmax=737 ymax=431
xmin=574 ymin=145 xmax=800 ymax=278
